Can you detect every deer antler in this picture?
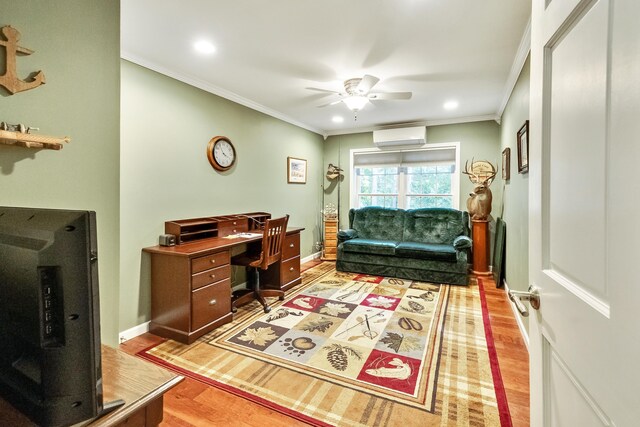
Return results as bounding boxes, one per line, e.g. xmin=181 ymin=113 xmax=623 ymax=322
xmin=462 ymin=157 xmax=479 ymax=180
xmin=483 ymin=162 xmax=497 ymax=187
xmin=463 ymin=158 xmax=498 ymax=186
xmin=463 ymin=157 xmax=485 ymax=184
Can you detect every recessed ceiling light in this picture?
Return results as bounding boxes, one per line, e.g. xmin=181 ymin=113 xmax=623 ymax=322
xmin=444 ymin=100 xmax=459 ymax=110
xmin=332 ymin=116 xmax=344 ymax=123
xmin=194 ymin=40 xmax=216 ymax=55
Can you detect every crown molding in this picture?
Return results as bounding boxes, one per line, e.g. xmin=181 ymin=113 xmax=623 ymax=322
xmin=496 ymin=17 xmax=531 ymax=119
xmin=324 ymin=114 xmax=500 ymax=137
xmin=121 ymin=51 xmax=324 ymax=136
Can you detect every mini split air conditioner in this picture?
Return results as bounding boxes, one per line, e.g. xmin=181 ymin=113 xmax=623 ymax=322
xmin=373 ymin=126 xmax=426 ymax=148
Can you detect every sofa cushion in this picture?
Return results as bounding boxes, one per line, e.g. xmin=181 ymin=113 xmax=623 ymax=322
xmin=350 ymin=207 xmax=405 ymax=241
xmin=402 ymin=208 xmax=468 ymax=244
xmin=395 ymin=242 xmax=457 ymax=262
xmin=341 ymin=238 xmax=399 ymax=256
xmin=337 ymin=229 xmax=358 ymax=244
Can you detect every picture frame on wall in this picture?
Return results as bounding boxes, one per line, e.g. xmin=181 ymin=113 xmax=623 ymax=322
xmin=517 ymin=120 xmax=529 ymax=174
xmin=287 ymin=157 xmax=307 ymax=184
xmin=502 ymin=147 xmax=511 ymax=180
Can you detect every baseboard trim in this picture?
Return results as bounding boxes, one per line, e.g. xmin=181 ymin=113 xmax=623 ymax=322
xmin=503 ymin=280 xmax=530 ymax=351
xmin=302 ymin=251 xmax=322 ymax=264
xmin=119 ymin=321 xmax=150 ymax=344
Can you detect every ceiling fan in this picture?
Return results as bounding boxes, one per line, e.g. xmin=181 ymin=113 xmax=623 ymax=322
xmin=308 ymin=75 xmax=412 ymax=112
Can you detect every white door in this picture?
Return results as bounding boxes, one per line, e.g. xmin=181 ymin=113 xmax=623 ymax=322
xmin=529 ymin=0 xmax=640 ymax=425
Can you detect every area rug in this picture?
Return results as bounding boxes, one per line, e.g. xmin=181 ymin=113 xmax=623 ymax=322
xmin=138 ymin=263 xmax=511 ymax=426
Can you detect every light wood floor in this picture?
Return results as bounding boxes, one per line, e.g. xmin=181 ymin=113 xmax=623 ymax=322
xmin=120 ymin=261 xmax=530 ymax=426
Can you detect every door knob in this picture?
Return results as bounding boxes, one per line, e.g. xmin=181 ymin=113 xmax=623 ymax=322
xmin=508 ymin=285 xmax=540 ymax=317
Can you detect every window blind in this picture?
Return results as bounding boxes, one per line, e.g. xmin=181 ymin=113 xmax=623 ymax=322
xmin=353 ymin=147 xmax=456 ymax=167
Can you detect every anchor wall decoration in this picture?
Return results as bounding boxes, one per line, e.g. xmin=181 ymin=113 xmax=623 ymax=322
xmin=0 ymin=26 xmax=46 ymax=95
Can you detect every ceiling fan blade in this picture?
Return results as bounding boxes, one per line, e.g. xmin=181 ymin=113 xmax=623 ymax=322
xmin=368 ymin=92 xmax=412 ymax=100
xmin=356 ymin=75 xmax=380 ymax=94
xmin=317 ymin=99 xmax=343 ymax=108
xmin=306 ymin=87 xmax=342 ymax=94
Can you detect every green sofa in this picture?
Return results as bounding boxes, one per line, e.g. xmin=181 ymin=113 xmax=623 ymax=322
xmin=336 ymin=207 xmax=471 ymax=285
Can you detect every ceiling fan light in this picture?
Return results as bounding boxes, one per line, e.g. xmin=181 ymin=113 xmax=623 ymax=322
xmin=343 ymin=95 xmax=369 ymax=111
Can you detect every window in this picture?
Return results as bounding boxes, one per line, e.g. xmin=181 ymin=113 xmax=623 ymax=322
xmin=355 ymin=166 xmax=398 ymax=208
xmin=351 ymin=145 xmax=459 ymax=210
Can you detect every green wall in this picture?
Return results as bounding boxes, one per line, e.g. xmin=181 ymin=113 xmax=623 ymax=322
xmin=0 ymin=1 xmax=526 ymax=340
xmin=120 ymin=61 xmax=324 ymax=332
xmin=0 ymin=1 xmax=121 ymax=345
xmin=323 ymin=121 xmax=501 ymax=230
xmin=499 ymin=56 xmax=530 ymax=327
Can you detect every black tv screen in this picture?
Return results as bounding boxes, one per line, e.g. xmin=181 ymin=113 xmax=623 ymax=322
xmin=0 ymin=206 xmax=104 ymax=426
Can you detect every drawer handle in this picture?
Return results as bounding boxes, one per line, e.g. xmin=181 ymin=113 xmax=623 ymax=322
xmin=289 ymin=267 xmax=294 ymax=272
xmin=210 ymin=259 xmax=216 ymax=264
xmin=210 ymin=274 xmax=216 ymax=279
xmin=209 ymin=299 xmax=217 ymax=306
xmin=289 ymin=243 xmax=295 ymax=248
xmin=233 ymin=229 xmax=237 ymax=233
xmin=233 ymin=221 xmax=237 ymax=225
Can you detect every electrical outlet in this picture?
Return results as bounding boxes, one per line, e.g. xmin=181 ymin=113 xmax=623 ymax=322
xmin=315 ymin=241 xmax=323 ymax=250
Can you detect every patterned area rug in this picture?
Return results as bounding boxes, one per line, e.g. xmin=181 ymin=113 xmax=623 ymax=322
xmin=138 ymin=263 xmax=511 ymax=426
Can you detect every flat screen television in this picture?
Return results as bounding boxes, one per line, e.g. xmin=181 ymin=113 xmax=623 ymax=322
xmin=0 ymin=206 xmax=116 ymax=426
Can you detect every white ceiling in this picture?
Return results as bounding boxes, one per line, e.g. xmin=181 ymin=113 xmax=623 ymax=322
xmin=121 ymin=0 xmax=531 ymax=136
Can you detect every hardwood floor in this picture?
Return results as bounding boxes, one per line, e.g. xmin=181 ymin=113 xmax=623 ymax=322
xmin=120 ymin=261 xmax=529 ymax=426
xmin=481 ymin=277 xmax=530 ymax=427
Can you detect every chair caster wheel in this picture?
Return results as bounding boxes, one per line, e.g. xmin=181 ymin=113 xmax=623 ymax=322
xmin=263 ymin=305 xmax=271 ymax=313
xmin=278 ymin=295 xmax=285 ymax=301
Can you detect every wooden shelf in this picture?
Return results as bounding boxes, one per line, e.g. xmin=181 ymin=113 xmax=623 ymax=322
xmin=165 ymin=212 xmax=270 ymax=244
xmin=0 ymin=129 xmax=70 ymax=150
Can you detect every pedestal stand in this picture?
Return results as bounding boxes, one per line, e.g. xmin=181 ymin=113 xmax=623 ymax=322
xmin=471 ymin=219 xmax=491 ymax=276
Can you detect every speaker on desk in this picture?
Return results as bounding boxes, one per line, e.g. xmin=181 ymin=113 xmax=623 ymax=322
xmin=159 ymin=234 xmax=176 ymax=246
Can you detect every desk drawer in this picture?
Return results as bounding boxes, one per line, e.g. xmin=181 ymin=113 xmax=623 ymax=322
xmin=218 ymin=218 xmax=249 ymax=237
xmin=283 ymin=233 xmax=300 ymax=260
xmin=281 ymin=256 xmax=300 ymax=284
xmin=192 ymin=251 xmax=230 ymax=274
xmin=191 ymin=279 xmax=231 ymax=331
xmin=192 ymin=264 xmax=230 ymax=290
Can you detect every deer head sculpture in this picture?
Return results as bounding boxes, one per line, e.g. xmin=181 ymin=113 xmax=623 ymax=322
xmin=462 ymin=159 xmax=497 ymax=220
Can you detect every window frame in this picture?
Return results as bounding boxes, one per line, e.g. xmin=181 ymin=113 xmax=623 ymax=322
xmin=349 ymin=142 xmax=460 ymax=211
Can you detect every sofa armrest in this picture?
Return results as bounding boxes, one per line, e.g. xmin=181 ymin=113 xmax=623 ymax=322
xmin=338 ymin=229 xmax=358 ymax=244
xmin=453 ymin=235 xmax=472 ymax=250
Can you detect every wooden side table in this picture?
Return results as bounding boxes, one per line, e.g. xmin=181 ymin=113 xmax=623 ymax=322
xmin=471 ymin=219 xmax=491 ymax=276
xmin=321 ymin=218 xmax=338 ymax=261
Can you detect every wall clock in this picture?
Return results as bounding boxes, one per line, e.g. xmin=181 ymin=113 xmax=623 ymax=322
xmin=207 ymin=136 xmax=236 ymax=171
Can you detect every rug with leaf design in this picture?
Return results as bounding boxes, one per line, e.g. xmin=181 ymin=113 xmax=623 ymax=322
xmin=138 ymin=262 xmax=512 ymax=427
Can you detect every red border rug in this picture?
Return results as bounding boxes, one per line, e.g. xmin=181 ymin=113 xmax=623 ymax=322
xmin=138 ymin=264 xmax=511 ymax=426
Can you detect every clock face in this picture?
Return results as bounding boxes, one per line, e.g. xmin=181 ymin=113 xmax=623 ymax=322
xmin=207 ymin=136 xmax=236 ymax=171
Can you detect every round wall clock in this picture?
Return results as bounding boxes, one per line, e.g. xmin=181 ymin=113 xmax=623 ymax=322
xmin=207 ymin=136 xmax=236 ymax=171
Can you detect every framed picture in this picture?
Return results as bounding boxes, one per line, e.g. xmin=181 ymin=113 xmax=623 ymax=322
xmin=287 ymin=157 xmax=307 ymax=184
xmin=502 ymin=147 xmax=511 ymax=180
xmin=517 ymin=120 xmax=529 ymax=174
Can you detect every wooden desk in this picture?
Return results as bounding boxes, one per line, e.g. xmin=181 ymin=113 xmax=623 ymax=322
xmin=143 ymin=227 xmax=305 ymax=344
xmin=0 ymin=346 xmax=183 ymax=427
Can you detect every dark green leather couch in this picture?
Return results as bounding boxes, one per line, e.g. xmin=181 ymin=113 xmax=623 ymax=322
xmin=336 ymin=207 xmax=471 ymax=285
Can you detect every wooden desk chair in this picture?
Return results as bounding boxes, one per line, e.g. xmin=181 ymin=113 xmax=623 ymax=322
xmin=231 ymin=215 xmax=289 ymax=313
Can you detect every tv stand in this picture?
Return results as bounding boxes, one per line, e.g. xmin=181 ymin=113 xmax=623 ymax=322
xmin=0 ymin=346 xmax=182 ymax=427
xmin=76 ymin=399 xmax=126 ymax=426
